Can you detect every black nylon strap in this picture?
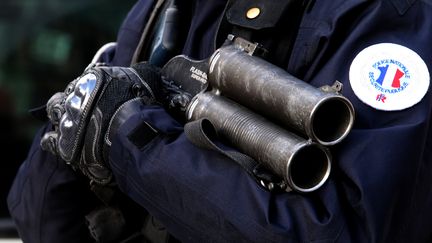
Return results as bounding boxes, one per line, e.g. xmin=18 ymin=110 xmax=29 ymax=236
xmin=184 ymin=118 xmax=286 ymax=192
xmin=131 ymin=0 xmax=168 ymax=65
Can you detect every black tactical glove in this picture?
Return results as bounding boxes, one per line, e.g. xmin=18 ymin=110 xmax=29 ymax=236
xmin=41 ymin=62 xmax=162 ymax=185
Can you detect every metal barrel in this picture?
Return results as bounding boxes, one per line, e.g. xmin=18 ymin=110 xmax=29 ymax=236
xmin=187 ymin=92 xmax=331 ymax=192
xmin=208 ymin=45 xmax=355 ymax=146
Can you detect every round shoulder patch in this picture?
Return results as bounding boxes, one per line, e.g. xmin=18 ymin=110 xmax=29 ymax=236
xmin=349 ymin=43 xmax=430 ymax=111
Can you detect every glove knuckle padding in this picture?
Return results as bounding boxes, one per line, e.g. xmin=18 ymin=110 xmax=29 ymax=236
xmin=41 ymin=62 xmax=162 ymax=184
xmin=57 ymin=72 xmax=101 ymax=163
xmin=79 ymin=66 xmax=156 ymax=184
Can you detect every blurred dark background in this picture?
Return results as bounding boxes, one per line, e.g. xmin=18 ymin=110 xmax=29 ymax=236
xmin=0 ymin=0 xmax=136 ymax=237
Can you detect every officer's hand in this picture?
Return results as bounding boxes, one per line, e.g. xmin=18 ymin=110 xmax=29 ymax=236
xmin=40 ymin=63 xmax=162 ymax=184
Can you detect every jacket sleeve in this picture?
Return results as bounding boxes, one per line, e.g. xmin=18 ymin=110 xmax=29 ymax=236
xmin=107 ymin=1 xmax=432 ymax=242
xmin=108 ymin=92 xmax=432 ymax=243
xmin=109 ymin=105 xmax=352 ymax=242
xmin=7 ymin=124 xmax=100 ymax=243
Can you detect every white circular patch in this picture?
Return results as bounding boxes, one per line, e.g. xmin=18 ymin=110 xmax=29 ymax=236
xmin=349 ymin=43 xmax=430 ymax=111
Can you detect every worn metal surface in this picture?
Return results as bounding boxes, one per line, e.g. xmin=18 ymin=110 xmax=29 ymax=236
xmin=209 ymin=45 xmax=355 ymax=145
xmin=188 ymin=92 xmax=331 ymax=192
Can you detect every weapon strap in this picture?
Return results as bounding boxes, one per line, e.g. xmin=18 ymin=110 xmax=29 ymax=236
xmin=131 ymin=0 xmax=192 ymax=66
xmin=131 ymin=0 xmax=167 ymax=65
xmin=184 ymin=118 xmax=286 ymax=192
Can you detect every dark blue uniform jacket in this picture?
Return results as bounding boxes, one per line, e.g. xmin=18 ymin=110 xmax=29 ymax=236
xmin=8 ymin=0 xmax=432 ymax=242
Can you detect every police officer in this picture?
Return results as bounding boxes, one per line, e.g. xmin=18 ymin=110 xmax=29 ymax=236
xmin=8 ymin=0 xmax=432 ymax=242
